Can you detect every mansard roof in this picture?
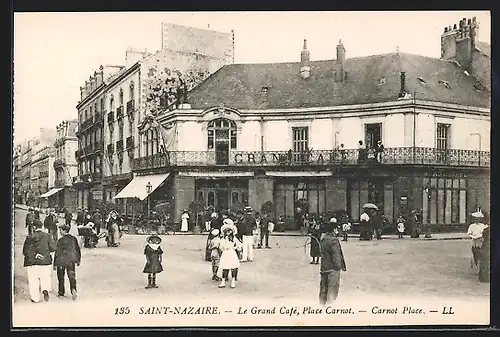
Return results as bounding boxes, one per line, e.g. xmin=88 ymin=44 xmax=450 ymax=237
xmin=188 ymin=52 xmax=490 ymax=110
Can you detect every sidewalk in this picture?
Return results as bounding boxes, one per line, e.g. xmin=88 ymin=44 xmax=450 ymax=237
xmin=14 ymin=204 xmax=468 ymax=240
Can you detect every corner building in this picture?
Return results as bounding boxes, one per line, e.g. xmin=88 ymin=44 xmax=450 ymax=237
xmin=126 ymin=18 xmax=490 ymax=230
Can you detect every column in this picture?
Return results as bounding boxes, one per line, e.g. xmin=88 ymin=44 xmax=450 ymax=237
xmin=173 ymin=176 xmax=195 ymax=221
xmin=326 ymin=177 xmax=347 ymax=212
xmin=248 ymin=176 xmax=274 ymax=212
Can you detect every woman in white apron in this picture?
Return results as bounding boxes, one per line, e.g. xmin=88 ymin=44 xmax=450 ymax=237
xmin=467 ymin=210 xmax=487 ymax=268
xmin=180 ymin=210 xmax=189 ymax=232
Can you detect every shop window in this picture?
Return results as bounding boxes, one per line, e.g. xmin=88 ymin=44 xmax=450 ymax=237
xmin=231 ymin=191 xmax=239 ymax=204
xmin=208 ymin=191 xmax=215 ymax=207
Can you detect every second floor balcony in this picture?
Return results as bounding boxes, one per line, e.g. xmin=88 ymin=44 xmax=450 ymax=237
xmin=131 ymin=147 xmax=490 ymax=171
xmin=107 ymin=111 xmax=115 ymax=124
xmin=126 ymin=136 xmax=134 ymax=150
xmin=126 ymin=100 xmax=135 ymax=114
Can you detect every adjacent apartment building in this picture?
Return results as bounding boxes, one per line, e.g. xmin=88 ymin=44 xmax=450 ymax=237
xmin=73 ymin=23 xmax=234 ymax=212
xmin=125 ymin=17 xmax=490 ymax=230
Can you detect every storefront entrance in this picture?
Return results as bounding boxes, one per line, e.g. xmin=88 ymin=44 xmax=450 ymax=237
xmin=347 ymin=178 xmax=394 ymax=223
xmin=195 ymin=179 xmax=248 ymax=212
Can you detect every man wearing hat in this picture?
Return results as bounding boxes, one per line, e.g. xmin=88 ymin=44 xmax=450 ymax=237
xmin=44 ymin=209 xmax=59 ymax=242
xmin=208 ymin=228 xmax=222 ymax=281
xmin=467 ymin=210 xmax=488 ymax=267
xmin=319 ymin=219 xmax=347 ymax=306
xmin=239 ymin=206 xmax=256 ymax=262
xmin=22 ymin=219 xmax=57 ymax=303
xmin=53 ymin=224 xmax=81 ymax=300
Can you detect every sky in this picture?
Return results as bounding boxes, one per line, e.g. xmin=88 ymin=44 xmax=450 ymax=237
xmin=13 ymin=11 xmax=490 ymax=143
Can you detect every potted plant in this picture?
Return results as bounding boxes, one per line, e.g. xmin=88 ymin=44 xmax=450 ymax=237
xmin=154 ymin=200 xmax=174 ymax=235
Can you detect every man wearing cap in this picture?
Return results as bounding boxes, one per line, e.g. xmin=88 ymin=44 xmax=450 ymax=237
xmin=22 ymin=219 xmax=57 ymax=303
xmin=44 ymin=210 xmax=59 ymax=242
xmin=240 ymin=206 xmax=256 ymax=262
xmin=25 ymin=208 xmax=35 ymax=235
xmin=53 ymin=224 xmax=81 ymax=300
xmin=467 ymin=210 xmax=488 ymax=267
xmin=319 ymin=219 xmax=346 ymax=306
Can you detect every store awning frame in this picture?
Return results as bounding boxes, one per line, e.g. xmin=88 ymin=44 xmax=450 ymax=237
xmin=113 ymin=173 xmax=171 ymax=201
xmin=39 ymin=188 xmax=63 ymax=198
xmin=265 ymin=171 xmax=332 ymax=177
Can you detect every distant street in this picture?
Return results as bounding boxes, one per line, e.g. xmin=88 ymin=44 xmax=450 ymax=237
xmin=12 ymin=208 xmax=489 ymax=326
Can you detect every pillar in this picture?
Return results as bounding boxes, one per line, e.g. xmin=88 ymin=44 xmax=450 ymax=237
xmin=173 ymin=176 xmax=195 ymax=222
xmin=248 ymin=176 xmax=274 ymax=212
xmin=326 ymin=177 xmax=347 ymax=211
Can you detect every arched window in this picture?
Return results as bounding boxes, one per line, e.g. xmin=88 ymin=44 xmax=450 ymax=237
xmin=208 ymin=191 xmax=215 ymax=207
xmin=207 ymin=118 xmax=237 ymax=150
xmin=119 ymin=88 xmax=124 ymax=106
xmin=129 ymin=82 xmax=135 ymax=102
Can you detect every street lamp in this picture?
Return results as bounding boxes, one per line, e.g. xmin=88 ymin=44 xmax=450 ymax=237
xmin=470 ymin=133 xmax=482 ymax=166
xmin=146 ymin=182 xmax=152 ymax=229
xmin=424 ymin=188 xmax=432 ymax=238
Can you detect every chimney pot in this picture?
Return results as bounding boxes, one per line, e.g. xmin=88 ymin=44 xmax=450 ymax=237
xmin=453 ymin=24 xmax=457 ymax=30
xmin=444 ymin=27 xmax=448 ymax=33
xmin=468 ymin=18 xmax=471 ymax=25
xmin=303 ymin=39 xmax=307 ymax=50
xmin=400 ymin=72 xmax=406 ymax=96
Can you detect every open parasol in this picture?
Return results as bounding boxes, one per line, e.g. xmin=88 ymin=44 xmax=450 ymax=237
xmin=362 ymin=203 xmax=378 ymax=210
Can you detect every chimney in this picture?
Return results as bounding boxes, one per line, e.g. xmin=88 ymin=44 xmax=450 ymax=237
xmin=300 ymin=39 xmax=311 ymax=79
xmin=335 ymin=39 xmax=346 ymax=82
xmin=125 ymin=48 xmax=147 ymax=67
xmin=440 ymin=17 xmax=478 ymax=72
xmin=399 ymin=72 xmax=406 ymax=97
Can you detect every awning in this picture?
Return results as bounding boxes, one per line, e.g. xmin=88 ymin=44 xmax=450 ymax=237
xmin=39 ymin=188 xmax=63 ymax=198
xmin=265 ymin=171 xmax=332 ymax=177
xmin=113 ymin=173 xmax=171 ymax=201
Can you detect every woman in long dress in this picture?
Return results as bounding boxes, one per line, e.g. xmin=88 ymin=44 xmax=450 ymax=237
xmin=106 ymin=211 xmax=122 ymax=247
xmin=180 ymin=210 xmax=189 ymax=232
xmin=218 ymin=222 xmax=242 ymax=288
xmin=467 ymin=211 xmax=487 ymax=268
xmin=309 ymin=214 xmax=321 ymax=264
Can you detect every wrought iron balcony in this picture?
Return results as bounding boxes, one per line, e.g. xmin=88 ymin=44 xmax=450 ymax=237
xmin=126 ymin=136 xmax=134 ymax=149
xmin=126 ymin=100 xmax=135 ymax=114
xmin=94 ymin=111 xmax=103 ymax=125
xmin=94 ymin=141 xmax=104 ymax=152
xmin=116 ymin=140 xmax=124 ymax=153
xmin=53 ymin=159 xmax=65 ymax=169
xmin=91 ymin=172 xmax=102 ymax=181
xmin=107 ymin=111 xmax=115 ymax=124
xmin=131 ymin=147 xmax=490 ymax=171
xmin=117 ymin=106 xmax=124 ymax=120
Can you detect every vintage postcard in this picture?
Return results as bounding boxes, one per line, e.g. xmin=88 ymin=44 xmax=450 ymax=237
xmin=12 ymin=11 xmax=491 ymax=328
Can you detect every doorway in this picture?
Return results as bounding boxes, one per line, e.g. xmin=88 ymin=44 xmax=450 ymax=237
xmin=365 ymin=123 xmax=382 ymax=149
xmin=215 ymin=141 xmax=229 ymax=165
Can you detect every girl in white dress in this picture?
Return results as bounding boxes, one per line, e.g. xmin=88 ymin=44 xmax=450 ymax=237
xmin=180 ymin=210 xmax=189 ymax=232
xmin=218 ymin=223 xmax=242 ymax=288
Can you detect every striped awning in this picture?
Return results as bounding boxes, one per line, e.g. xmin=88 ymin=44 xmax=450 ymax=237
xmin=39 ymin=188 xmax=63 ymax=198
xmin=113 ymin=173 xmax=171 ymax=201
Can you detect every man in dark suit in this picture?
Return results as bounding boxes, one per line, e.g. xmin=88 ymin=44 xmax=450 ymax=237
xmin=370 ymin=209 xmax=383 ymax=240
xmin=44 ymin=210 xmax=59 ymax=242
xmin=240 ymin=207 xmax=256 ymax=262
xmin=54 ymin=224 xmax=81 ymax=300
xmin=257 ymin=212 xmax=271 ymax=249
xmin=319 ymin=220 xmax=347 ymax=306
xmin=25 ymin=209 xmax=34 ymax=235
xmin=22 ymin=219 xmax=57 ymax=303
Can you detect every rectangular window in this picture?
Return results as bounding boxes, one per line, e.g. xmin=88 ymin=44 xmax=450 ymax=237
xmin=208 ymin=130 xmax=214 ymax=149
xmin=292 ymin=127 xmax=309 ymax=162
xmin=459 ymin=190 xmax=466 ymax=223
xmin=436 ymin=123 xmax=450 ymax=150
xmin=230 ymin=130 xmax=237 ymax=149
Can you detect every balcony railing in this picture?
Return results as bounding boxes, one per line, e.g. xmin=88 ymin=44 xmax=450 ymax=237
xmin=94 ymin=141 xmax=104 ymax=152
xmin=126 ymin=136 xmax=134 ymax=149
xmin=116 ymin=140 xmax=124 ymax=153
xmin=107 ymin=111 xmax=115 ymax=124
xmin=131 ymin=147 xmax=490 ymax=171
xmin=53 ymin=159 xmax=65 ymax=169
xmin=117 ymin=106 xmax=124 ymax=120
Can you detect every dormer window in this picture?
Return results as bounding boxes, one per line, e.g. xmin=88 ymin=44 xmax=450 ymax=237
xmin=438 ymin=80 xmax=451 ymax=89
xmin=261 ymin=86 xmax=269 ymax=95
xmin=417 ymin=77 xmax=426 ymax=85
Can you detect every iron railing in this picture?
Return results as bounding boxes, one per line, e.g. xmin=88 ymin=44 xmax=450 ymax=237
xmin=53 ymin=159 xmax=65 ymax=169
xmin=54 ymin=179 xmax=66 ymax=188
xmin=126 ymin=100 xmax=135 ymax=114
xmin=116 ymin=140 xmax=124 ymax=153
xmin=131 ymin=147 xmax=490 ymax=171
xmin=107 ymin=111 xmax=115 ymax=124
xmin=126 ymin=136 xmax=134 ymax=149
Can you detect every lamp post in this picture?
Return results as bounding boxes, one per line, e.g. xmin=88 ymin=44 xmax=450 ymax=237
xmin=146 ymin=182 xmax=152 ymax=230
xmin=470 ymin=133 xmax=482 ymax=166
xmin=424 ymin=188 xmax=432 ymax=238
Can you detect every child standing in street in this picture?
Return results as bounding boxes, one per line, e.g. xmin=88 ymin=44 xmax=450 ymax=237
xmin=143 ymin=235 xmax=163 ymax=289
xmin=209 ymin=229 xmax=222 ymax=281
xmin=396 ymin=215 xmax=406 ymax=239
